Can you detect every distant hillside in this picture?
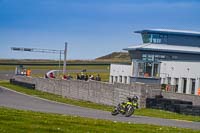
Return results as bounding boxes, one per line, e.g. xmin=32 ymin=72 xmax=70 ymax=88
xmin=95 ymin=52 xmax=131 ymax=62
xmin=0 ymin=59 xmax=111 ymax=65
xmin=0 ymin=52 xmax=131 ymax=65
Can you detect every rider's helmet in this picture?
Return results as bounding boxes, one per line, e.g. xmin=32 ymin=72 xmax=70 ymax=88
xmin=132 ymin=96 xmax=138 ymax=102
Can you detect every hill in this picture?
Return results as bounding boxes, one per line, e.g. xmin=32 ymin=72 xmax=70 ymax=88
xmin=0 ymin=52 xmax=131 ymax=65
xmin=95 ymin=52 xmax=131 ymax=62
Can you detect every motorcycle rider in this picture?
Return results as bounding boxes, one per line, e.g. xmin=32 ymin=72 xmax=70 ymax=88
xmin=121 ymin=96 xmax=139 ymax=112
xmin=111 ymin=95 xmax=139 ymax=117
xmin=132 ymin=96 xmax=139 ymax=109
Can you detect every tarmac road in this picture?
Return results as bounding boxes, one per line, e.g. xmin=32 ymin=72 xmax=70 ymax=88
xmin=0 ymin=86 xmax=200 ymax=130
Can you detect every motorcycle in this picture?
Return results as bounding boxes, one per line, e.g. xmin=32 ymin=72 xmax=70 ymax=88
xmin=111 ymin=96 xmax=138 ymax=117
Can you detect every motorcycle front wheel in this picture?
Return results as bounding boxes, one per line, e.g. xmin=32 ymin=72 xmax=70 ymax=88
xmin=125 ymin=105 xmax=134 ymax=117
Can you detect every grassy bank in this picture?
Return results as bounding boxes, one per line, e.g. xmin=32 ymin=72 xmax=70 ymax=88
xmin=0 ymin=81 xmax=200 ymax=122
xmin=0 ymin=81 xmax=113 ymax=111
xmin=0 ymin=107 xmax=199 ymax=133
xmin=0 ymin=64 xmax=109 ymax=71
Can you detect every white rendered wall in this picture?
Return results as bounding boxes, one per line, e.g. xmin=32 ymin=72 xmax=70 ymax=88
xmin=160 ymin=61 xmax=200 ymax=79
xmin=109 ymin=64 xmax=132 ymax=84
xmin=110 ymin=61 xmax=200 ymax=95
xmin=160 ymin=61 xmax=200 ymax=95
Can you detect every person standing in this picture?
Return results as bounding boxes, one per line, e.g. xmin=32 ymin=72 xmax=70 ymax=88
xmin=95 ymin=74 xmax=101 ymax=81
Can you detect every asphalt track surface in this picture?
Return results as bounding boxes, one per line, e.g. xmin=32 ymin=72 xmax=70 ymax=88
xmin=0 ymin=87 xmax=200 ymax=130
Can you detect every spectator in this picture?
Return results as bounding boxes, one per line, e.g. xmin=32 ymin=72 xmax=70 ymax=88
xmin=49 ymin=72 xmax=55 ymax=78
xmin=62 ymin=75 xmax=67 ymax=80
xmin=67 ymin=74 xmax=73 ymax=80
xmin=85 ymin=74 xmax=89 ymax=81
xmin=26 ymin=69 xmax=31 ymax=77
xmin=76 ymin=74 xmax=80 ymax=80
xmin=89 ymin=75 xmax=94 ymax=80
xmin=80 ymin=73 xmax=85 ymax=80
xmin=95 ymin=74 xmax=101 ymax=81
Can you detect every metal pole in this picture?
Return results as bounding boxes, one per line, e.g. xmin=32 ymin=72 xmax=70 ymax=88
xmin=59 ymin=50 xmax=61 ymax=70
xmin=63 ymin=42 xmax=67 ymax=75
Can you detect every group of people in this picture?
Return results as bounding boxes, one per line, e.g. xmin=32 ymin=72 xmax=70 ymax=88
xmin=44 ymin=71 xmax=101 ymax=81
xmin=44 ymin=70 xmax=101 ymax=81
xmin=76 ymin=73 xmax=101 ymax=81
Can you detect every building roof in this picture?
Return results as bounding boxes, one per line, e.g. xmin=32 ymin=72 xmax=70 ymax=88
xmin=135 ymin=29 xmax=200 ymax=37
xmin=124 ymin=43 xmax=200 ymax=54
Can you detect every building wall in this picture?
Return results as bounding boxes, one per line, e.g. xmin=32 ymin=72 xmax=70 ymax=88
xmin=13 ymin=76 xmax=161 ymax=108
xmin=129 ymin=50 xmax=200 ymax=61
xmin=167 ymin=34 xmax=200 ymax=47
xmin=162 ymin=91 xmax=200 ymax=106
xmin=140 ymin=33 xmax=200 ymax=47
xmin=109 ymin=61 xmax=200 ymax=95
xmin=109 ymin=64 xmax=132 ymax=84
xmin=160 ymin=61 xmax=200 ymax=95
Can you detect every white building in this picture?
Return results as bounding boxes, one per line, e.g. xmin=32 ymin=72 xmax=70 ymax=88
xmin=109 ymin=64 xmax=132 ymax=84
xmin=160 ymin=61 xmax=200 ymax=95
xmin=110 ymin=29 xmax=200 ymax=95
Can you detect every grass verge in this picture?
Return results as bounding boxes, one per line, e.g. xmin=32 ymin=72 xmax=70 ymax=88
xmin=0 ymin=65 xmax=110 ymax=81
xmin=0 ymin=81 xmax=200 ymax=122
xmin=0 ymin=107 xmax=199 ymax=133
xmin=0 ymin=65 xmax=109 ymax=71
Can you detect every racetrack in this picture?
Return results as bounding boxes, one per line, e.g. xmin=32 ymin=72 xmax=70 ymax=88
xmin=0 ymin=86 xmax=200 ymax=130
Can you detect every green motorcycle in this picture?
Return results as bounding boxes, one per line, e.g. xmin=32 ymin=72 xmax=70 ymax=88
xmin=111 ymin=96 xmax=139 ymax=117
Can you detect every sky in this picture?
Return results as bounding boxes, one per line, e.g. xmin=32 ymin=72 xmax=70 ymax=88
xmin=0 ymin=0 xmax=200 ymax=60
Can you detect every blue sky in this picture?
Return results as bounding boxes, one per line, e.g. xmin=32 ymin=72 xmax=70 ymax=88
xmin=0 ymin=0 xmax=200 ymax=60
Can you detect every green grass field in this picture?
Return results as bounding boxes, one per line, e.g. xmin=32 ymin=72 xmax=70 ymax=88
xmin=0 ymin=64 xmax=110 ymax=81
xmin=1 ymin=81 xmax=200 ymax=122
xmin=0 ymin=64 xmax=109 ymax=71
xmin=0 ymin=107 xmax=199 ymax=133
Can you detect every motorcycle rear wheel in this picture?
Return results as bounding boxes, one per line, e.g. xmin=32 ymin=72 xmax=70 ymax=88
xmin=111 ymin=108 xmax=119 ymax=116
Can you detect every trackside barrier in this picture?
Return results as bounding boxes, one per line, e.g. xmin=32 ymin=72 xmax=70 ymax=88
xmin=146 ymin=98 xmax=200 ymax=116
xmin=10 ymin=78 xmax=35 ymax=89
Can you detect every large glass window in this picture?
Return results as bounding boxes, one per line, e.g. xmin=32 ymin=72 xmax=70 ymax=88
xmin=162 ymin=35 xmax=168 ymax=43
xmin=152 ymin=34 xmax=161 ymax=43
xmin=142 ymin=54 xmax=154 ymax=61
xmin=137 ymin=61 xmax=161 ymax=78
xmin=142 ymin=54 xmax=166 ymax=61
xmin=138 ymin=63 xmax=145 ymax=77
xmin=153 ymin=64 xmax=159 ymax=77
xmin=142 ymin=34 xmax=151 ymax=43
xmin=145 ymin=62 xmax=152 ymax=77
xmin=137 ymin=62 xmax=160 ymax=78
xmin=142 ymin=33 xmax=168 ymax=44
